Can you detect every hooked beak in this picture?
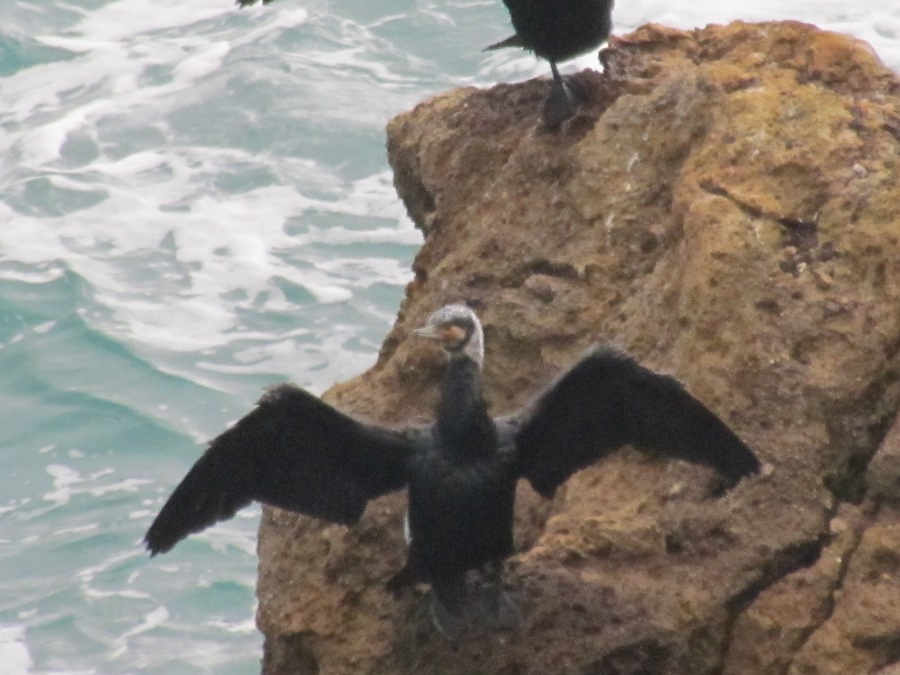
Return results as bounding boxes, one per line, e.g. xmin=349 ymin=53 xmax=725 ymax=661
xmin=414 ymin=325 xmax=442 ymax=340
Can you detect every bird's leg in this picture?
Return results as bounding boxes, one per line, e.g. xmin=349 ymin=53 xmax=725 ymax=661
xmin=543 ymin=61 xmax=579 ymax=128
xmin=430 ymin=574 xmax=467 ymax=641
xmin=385 ymin=563 xmax=415 ymax=597
xmin=482 ymin=560 xmax=522 ymax=631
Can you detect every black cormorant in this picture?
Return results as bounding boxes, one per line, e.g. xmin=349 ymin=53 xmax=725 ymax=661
xmin=144 ymin=304 xmax=760 ymax=639
xmin=232 ymin=0 xmax=613 ymax=126
xmin=486 ymin=0 xmax=615 ymax=127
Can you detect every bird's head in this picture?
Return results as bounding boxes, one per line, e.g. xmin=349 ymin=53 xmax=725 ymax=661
xmin=415 ymin=304 xmax=484 ymax=367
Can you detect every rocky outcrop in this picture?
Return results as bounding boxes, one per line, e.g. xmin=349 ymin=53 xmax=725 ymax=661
xmin=258 ymin=20 xmax=900 ymax=675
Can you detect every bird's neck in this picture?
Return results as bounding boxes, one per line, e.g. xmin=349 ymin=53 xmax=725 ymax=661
xmin=435 ymin=354 xmax=496 ymax=459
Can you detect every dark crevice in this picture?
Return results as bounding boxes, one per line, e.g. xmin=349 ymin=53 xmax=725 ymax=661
xmin=263 ymin=631 xmax=320 ymax=675
xmin=779 ymin=508 xmax=874 ymax=675
xmin=772 ymin=353 xmax=900 ymax=670
xmin=716 ymin=532 xmax=830 ymax=675
xmin=699 ymin=180 xmax=819 ymax=252
xmin=725 ymin=535 xmax=828 ymax=617
xmin=466 ymin=259 xmax=583 ymax=294
xmin=700 ymin=180 xmax=762 ymax=218
xmin=388 ymin=163 xmax=437 ymax=236
xmin=586 ymin=638 xmax=672 ymax=674
xmin=722 ymin=346 xmax=900 ymax=672
xmin=521 ymin=258 xmax=581 ymax=281
xmin=779 ymin=217 xmax=818 ymax=251
xmin=825 ymin=410 xmax=899 ymax=504
xmin=852 ymin=633 xmax=900 ymax=670
xmin=823 ymin=366 xmax=900 ymax=504
xmin=884 ymin=118 xmax=900 ymax=144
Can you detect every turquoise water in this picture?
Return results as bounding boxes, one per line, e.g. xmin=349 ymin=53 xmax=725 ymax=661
xmin=1 ymin=1 xmax=897 ymax=673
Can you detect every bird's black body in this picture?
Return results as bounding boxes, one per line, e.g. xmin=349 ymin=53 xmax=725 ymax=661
xmin=405 ymin=356 xmax=517 ymax=605
xmin=145 ymin=304 xmax=761 ymax=638
xmin=496 ymin=0 xmax=614 ymax=63
xmin=487 ymin=0 xmax=615 ymax=126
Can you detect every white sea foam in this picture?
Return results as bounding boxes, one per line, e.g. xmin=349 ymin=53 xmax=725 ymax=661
xmin=198 ymin=521 xmax=259 ymax=557
xmin=43 ymin=465 xmax=151 ymax=507
xmin=207 ymin=617 xmax=257 ymax=634
xmin=0 ymin=263 xmax=66 ymax=285
xmin=0 ymin=0 xmax=417 ymax=373
xmin=53 ymin=523 xmax=99 ymax=536
xmin=3 ymin=150 xmax=415 ymax=358
xmin=122 ymin=606 xmax=169 ymax=640
xmin=0 ymin=626 xmax=33 ymax=675
xmin=83 ymin=587 xmax=151 ymax=601
xmin=32 ymin=321 xmax=57 ymax=334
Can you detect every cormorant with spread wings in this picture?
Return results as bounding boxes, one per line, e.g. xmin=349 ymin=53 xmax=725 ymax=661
xmin=145 ymin=304 xmax=760 ymax=638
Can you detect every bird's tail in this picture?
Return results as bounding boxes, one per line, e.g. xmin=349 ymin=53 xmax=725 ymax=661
xmin=483 ymin=34 xmax=526 ymax=52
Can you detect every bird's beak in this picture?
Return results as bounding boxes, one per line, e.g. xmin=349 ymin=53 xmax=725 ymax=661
xmin=414 ymin=325 xmax=442 ymax=340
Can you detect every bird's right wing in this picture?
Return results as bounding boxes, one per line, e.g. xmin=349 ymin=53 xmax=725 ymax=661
xmin=144 ymin=384 xmax=421 ymax=555
xmin=512 ymin=345 xmax=761 ymax=498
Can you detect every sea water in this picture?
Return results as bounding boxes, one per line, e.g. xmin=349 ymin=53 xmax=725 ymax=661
xmin=0 ymin=0 xmax=897 ymax=672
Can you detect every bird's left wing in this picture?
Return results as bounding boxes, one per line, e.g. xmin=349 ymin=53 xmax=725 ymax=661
xmin=144 ymin=384 xmax=421 ymax=555
xmin=512 ymin=345 xmax=761 ymax=498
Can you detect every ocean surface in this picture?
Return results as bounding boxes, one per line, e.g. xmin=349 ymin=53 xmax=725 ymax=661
xmin=0 ymin=0 xmax=897 ymax=672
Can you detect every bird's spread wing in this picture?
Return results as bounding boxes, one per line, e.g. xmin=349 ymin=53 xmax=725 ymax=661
xmin=512 ymin=345 xmax=761 ymax=498
xmin=144 ymin=384 xmax=419 ymax=555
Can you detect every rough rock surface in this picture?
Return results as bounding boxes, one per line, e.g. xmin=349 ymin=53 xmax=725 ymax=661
xmin=257 ymin=20 xmax=900 ymax=675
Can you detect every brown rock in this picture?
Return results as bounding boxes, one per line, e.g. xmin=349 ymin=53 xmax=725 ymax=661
xmin=722 ymin=503 xmax=868 ymax=675
xmin=787 ymin=504 xmax=900 ymax=675
xmin=867 ymin=408 xmax=900 ymax=506
xmin=258 ymin=20 xmax=900 ymax=675
xmin=763 ymin=417 xmax=900 ymax=675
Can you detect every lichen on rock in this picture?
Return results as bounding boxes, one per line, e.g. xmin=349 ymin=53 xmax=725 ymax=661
xmin=258 ymin=20 xmax=900 ymax=675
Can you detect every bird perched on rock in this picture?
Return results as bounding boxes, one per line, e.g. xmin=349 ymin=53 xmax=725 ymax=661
xmin=231 ymin=0 xmax=613 ymax=126
xmin=486 ymin=0 xmax=615 ymax=127
xmin=144 ymin=304 xmax=760 ymax=639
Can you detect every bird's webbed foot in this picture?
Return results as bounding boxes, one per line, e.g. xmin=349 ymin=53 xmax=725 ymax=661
xmin=430 ymin=575 xmax=467 ymax=641
xmin=481 ymin=560 xmax=523 ymax=631
xmin=430 ymin=594 xmax=466 ymax=641
xmin=542 ymin=62 xmax=583 ymax=129
xmin=484 ymin=587 xmax=522 ymax=631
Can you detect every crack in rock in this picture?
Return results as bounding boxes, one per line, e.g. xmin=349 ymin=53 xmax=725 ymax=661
xmin=699 ymin=180 xmax=819 ymax=251
xmin=780 ymin=508 xmax=872 ymax=675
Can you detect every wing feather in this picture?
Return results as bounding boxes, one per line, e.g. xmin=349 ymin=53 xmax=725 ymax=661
xmin=513 ymin=346 xmax=761 ymax=498
xmin=144 ymin=384 xmax=418 ymax=555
